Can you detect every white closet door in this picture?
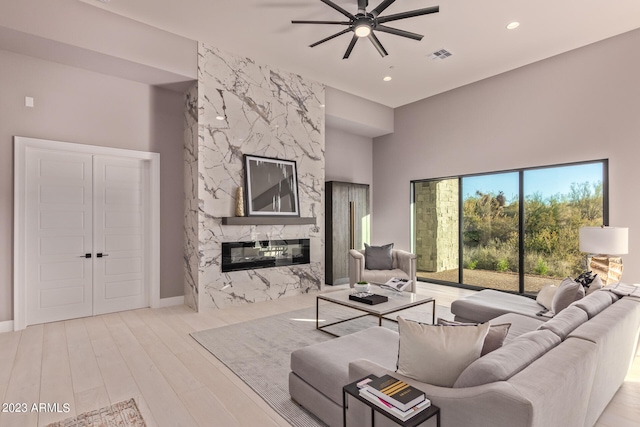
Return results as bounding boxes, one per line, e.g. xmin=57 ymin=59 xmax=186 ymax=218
xmin=25 ymin=149 xmax=94 ymax=325
xmin=93 ymin=156 xmax=148 ymax=314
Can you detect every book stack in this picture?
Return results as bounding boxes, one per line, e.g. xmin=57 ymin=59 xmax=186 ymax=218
xmin=358 ymin=375 xmax=431 ymax=421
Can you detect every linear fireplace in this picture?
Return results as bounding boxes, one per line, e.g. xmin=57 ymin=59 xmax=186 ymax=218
xmin=221 ymin=239 xmax=310 ymax=273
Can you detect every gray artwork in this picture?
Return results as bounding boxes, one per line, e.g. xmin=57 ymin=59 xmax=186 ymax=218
xmin=244 ymin=155 xmax=299 ymax=216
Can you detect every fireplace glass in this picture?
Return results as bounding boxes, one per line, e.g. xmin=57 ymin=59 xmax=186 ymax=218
xmin=221 ymin=239 xmax=310 ymax=273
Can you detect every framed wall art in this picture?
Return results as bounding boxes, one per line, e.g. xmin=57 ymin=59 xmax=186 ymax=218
xmin=243 ymin=154 xmax=300 ymax=216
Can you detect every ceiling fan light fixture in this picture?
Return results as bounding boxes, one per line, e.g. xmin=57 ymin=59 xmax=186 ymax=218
xmin=354 ymin=23 xmax=372 ymax=37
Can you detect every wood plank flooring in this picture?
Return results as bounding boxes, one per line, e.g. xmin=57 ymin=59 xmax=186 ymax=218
xmin=0 ymin=283 xmax=637 ymax=427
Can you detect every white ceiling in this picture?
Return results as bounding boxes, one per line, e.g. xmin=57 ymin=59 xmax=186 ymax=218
xmin=81 ymin=0 xmax=640 ymax=108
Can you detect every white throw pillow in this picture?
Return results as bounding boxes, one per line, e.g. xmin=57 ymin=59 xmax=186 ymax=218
xmin=586 ymin=275 xmax=603 ymax=295
xmin=536 ymin=284 xmax=558 ymax=311
xmin=396 ymin=317 xmax=490 ymax=387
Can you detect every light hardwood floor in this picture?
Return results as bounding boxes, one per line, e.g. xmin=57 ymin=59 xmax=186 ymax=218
xmin=0 ymin=283 xmax=637 ymax=427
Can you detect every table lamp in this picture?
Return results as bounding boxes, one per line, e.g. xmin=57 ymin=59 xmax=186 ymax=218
xmin=579 ymin=226 xmax=629 ymax=285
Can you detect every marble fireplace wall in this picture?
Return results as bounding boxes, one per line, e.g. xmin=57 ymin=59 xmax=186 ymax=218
xmin=188 ymin=43 xmax=325 ymax=310
xmin=184 ymin=82 xmax=199 ymax=311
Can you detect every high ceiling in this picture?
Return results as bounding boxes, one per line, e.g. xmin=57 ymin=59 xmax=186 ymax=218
xmin=81 ymin=0 xmax=640 ymax=108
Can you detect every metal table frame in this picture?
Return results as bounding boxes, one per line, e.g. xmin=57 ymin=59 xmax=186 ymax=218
xmin=316 ymin=290 xmax=436 ymax=337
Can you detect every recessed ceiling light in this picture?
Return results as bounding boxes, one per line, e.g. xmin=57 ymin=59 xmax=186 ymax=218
xmin=383 ymin=76 xmax=392 ymax=82
xmin=506 ymin=22 xmax=520 ymax=30
xmin=319 ymin=104 xmax=325 ymax=108
xmin=215 ymin=115 xmax=225 ymax=121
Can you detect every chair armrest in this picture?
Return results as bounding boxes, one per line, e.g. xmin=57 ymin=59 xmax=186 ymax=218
xmin=348 ymin=249 xmax=365 ymax=287
xmin=395 ymin=250 xmax=417 ymax=292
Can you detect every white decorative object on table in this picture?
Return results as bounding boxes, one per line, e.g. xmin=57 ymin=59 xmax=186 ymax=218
xmin=354 ymin=282 xmax=370 ymax=293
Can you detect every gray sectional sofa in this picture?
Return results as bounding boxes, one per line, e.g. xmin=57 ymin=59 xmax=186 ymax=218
xmin=289 ymin=290 xmax=640 ymax=427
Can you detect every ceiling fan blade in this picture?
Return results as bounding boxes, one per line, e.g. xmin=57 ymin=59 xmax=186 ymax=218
xmin=319 ymin=0 xmax=356 ymax=19
xmin=343 ymin=35 xmax=359 ymax=59
xmin=371 ymin=0 xmax=397 ymax=17
xmin=375 ymin=24 xmax=423 ymax=40
xmin=368 ymin=32 xmax=388 ymax=57
xmin=310 ymin=28 xmax=352 ymax=47
xmin=377 ymin=6 xmax=439 ymax=24
xmin=292 ymin=20 xmax=351 ymax=25
xmin=357 ymin=0 xmax=368 ymax=11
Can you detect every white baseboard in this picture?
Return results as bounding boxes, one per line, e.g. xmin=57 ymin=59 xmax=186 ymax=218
xmin=0 ymin=320 xmax=14 ymax=333
xmin=159 ymin=295 xmax=185 ymax=308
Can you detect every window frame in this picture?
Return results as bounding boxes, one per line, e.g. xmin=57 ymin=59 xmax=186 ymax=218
xmin=411 ymin=159 xmax=609 ymax=295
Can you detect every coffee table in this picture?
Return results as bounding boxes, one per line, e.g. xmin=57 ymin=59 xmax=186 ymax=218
xmin=316 ymin=288 xmax=435 ymax=337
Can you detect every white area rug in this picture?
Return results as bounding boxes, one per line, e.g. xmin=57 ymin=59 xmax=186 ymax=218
xmin=191 ymin=301 xmax=452 ymax=427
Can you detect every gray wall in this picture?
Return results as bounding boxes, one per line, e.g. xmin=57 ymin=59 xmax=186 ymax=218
xmin=325 ymin=127 xmax=373 ymax=186
xmin=0 ymin=49 xmax=186 ymax=321
xmin=372 ymin=28 xmax=640 ymax=283
xmin=325 ymin=126 xmax=374 ymax=221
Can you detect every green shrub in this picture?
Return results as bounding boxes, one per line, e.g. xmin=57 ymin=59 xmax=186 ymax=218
xmin=467 ymin=260 xmax=478 ymax=270
xmin=534 ymin=258 xmax=549 ymax=275
xmin=496 ymin=258 xmax=509 ymax=272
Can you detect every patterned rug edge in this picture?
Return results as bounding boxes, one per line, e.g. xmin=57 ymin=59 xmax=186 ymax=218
xmin=45 ymin=398 xmax=145 ymax=427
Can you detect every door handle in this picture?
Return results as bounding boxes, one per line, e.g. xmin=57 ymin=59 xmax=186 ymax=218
xmin=79 ymin=253 xmax=92 ymax=258
xmin=96 ymin=253 xmax=109 ymax=258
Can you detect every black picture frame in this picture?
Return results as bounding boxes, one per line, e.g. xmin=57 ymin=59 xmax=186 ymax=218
xmin=243 ymin=154 xmax=300 ymax=217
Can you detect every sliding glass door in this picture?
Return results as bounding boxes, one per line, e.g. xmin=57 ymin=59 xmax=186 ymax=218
xmin=462 ymin=173 xmax=519 ymax=292
xmin=523 ymin=163 xmax=605 ymax=293
xmin=412 ymin=160 xmax=607 ymax=295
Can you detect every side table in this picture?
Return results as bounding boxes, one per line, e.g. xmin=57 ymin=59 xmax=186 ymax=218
xmin=342 ymin=376 xmax=440 ymax=427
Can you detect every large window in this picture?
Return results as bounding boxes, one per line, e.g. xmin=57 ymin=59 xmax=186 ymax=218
xmin=412 ymin=161 xmax=607 ymax=295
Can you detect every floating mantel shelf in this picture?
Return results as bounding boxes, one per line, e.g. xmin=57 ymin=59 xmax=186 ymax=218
xmin=221 ymin=217 xmax=316 ymax=226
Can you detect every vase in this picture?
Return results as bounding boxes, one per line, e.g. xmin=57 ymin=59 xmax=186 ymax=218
xmin=235 ymin=187 xmax=245 ymax=217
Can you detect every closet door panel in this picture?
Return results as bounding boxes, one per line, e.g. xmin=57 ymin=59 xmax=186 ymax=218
xmin=25 ymin=149 xmax=93 ymax=325
xmin=93 ymin=156 xmax=148 ymax=315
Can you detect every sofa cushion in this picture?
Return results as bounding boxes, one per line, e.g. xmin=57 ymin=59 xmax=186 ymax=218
xmin=451 ymin=289 xmax=543 ymax=323
xmin=437 ymin=318 xmax=510 ymax=355
xmin=290 ymin=327 xmax=399 ymax=405
xmin=537 ymin=306 xmax=588 ymax=339
xmin=570 ymin=290 xmax=614 ymax=319
xmin=552 ymin=277 xmax=583 ymax=314
xmin=489 ymin=313 xmax=545 ymax=343
xmin=454 ymin=329 xmax=561 ymax=388
xmin=536 ymin=284 xmax=558 ymax=311
xmin=601 ymin=290 xmax=620 ymax=303
xmin=396 ymin=317 xmax=489 ymax=387
xmin=364 ymin=243 xmax=393 ymax=270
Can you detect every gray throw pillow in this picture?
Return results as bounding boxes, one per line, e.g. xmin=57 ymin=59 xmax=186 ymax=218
xmin=364 ymin=243 xmax=393 ymax=270
xmin=551 ymin=277 xmax=581 ymax=314
xmin=437 ymin=318 xmax=511 ymax=356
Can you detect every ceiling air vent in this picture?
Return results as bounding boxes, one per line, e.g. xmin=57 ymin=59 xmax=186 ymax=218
xmin=429 ymin=49 xmax=452 ymax=60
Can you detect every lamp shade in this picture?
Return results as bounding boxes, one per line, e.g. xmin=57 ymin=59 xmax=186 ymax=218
xmin=579 ymin=226 xmax=629 ymax=255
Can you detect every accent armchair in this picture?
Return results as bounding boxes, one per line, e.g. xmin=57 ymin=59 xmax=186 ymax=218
xmin=348 ymin=249 xmax=417 ymax=292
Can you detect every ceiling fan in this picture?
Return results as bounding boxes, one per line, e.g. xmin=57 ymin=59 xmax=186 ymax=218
xmin=292 ymin=0 xmax=439 ymax=59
